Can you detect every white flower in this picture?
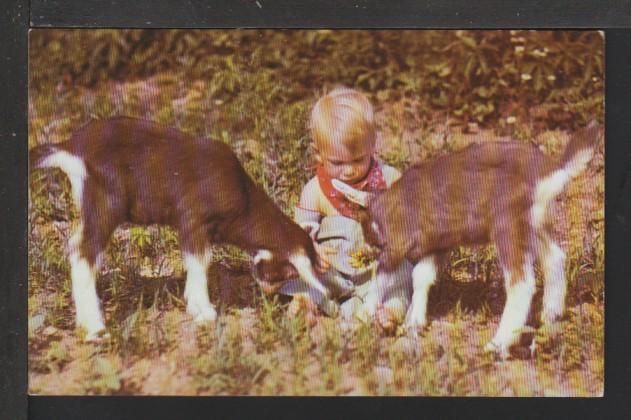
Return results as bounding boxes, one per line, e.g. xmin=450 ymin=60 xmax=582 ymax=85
xmin=515 ymin=46 xmax=525 ymax=54
xmin=521 ymin=73 xmax=532 ymax=81
xmin=532 ymin=49 xmax=547 ymax=57
xmin=592 ymin=77 xmax=599 ymax=82
xmin=506 ymin=116 xmax=517 ymax=124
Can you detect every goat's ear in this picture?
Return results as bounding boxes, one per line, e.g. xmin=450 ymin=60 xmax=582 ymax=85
xmin=331 ymin=179 xmax=370 ymax=207
xmin=356 ymin=210 xmax=384 ymax=248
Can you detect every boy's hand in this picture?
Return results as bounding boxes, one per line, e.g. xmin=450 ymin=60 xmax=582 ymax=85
xmin=314 ymin=242 xmax=336 ymax=271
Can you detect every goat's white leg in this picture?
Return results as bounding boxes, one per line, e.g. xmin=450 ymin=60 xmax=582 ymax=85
xmin=183 ymin=251 xmax=217 ymax=323
xmin=69 ymin=224 xmax=107 ymax=341
xmin=405 ymin=256 xmax=437 ymax=330
xmin=539 ymin=235 xmax=567 ymax=324
xmin=486 ymin=255 xmax=536 ymax=359
xmin=48 ymin=153 xmax=106 ymax=340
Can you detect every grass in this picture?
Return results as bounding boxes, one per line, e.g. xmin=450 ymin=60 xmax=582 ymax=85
xmin=28 ymin=38 xmax=604 ymax=395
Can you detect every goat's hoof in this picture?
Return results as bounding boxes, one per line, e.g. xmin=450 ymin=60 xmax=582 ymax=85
xmin=194 ymin=309 xmax=218 ymax=323
xmin=403 ymin=321 xmax=427 ymax=335
xmin=529 ymin=339 xmax=537 ymax=357
xmin=541 ymin=310 xmax=563 ymax=326
xmin=404 ymin=313 xmax=427 ymax=333
xmin=77 ymin=319 xmax=108 ymax=343
xmin=84 ymin=329 xmax=111 ymax=343
xmin=484 ymin=340 xmax=510 ymax=360
xmin=188 ymin=303 xmax=218 ymax=323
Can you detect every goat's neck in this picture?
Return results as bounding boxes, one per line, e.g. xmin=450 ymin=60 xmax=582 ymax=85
xmin=224 ymin=186 xmax=294 ymax=254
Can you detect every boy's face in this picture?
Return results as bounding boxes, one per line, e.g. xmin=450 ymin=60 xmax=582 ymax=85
xmin=316 ymin=140 xmax=373 ymax=184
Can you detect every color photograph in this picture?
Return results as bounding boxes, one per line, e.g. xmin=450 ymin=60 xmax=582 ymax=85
xmin=28 ymin=29 xmax=604 ymax=396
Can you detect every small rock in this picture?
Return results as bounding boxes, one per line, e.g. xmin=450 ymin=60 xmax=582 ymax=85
xmin=373 ymin=366 xmax=394 ymax=395
xmin=235 ymin=139 xmax=261 ymax=160
xmin=373 ymin=365 xmax=393 ymax=384
xmin=43 ymin=326 xmax=58 ymax=336
xmin=29 ymin=314 xmax=46 ymax=333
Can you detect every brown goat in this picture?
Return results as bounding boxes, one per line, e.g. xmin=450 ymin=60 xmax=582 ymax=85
xmin=30 ymin=117 xmax=326 ymax=341
xmin=333 ymin=123 xmax=599 ymax=358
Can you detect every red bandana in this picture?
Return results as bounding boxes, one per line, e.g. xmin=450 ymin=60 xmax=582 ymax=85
xmin=317 ymin=158 xmax=387 ymax=220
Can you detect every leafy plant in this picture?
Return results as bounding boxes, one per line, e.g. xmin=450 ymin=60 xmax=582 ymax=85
xmin=30 ymin=30 xmax=603 ymax=131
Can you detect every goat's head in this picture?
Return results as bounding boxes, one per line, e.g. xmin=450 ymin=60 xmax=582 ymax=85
xmin=331 ymin=179 xmax=386 ymax=252
xmin=251 ymin=237 xmax=328 ymax=298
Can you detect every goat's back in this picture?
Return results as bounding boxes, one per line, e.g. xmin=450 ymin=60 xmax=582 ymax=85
xmin=372 ymin=141 xmax=556 ymax=258
xmin=55 ymin=117 xmax=251 ymax=226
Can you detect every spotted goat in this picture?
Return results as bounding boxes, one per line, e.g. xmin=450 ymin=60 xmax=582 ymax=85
xmin=30 ymin=117 xmax=326 ymax=341
xmin=333 ymin=122 xmax=599 ymax=358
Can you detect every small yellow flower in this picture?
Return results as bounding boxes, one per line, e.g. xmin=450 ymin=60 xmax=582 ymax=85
xmin=547 ymin=75 xmax=556 ymax=82
xmin=506 ymin=116 xmax=517 ymax=124
xmin=521 ymin=73 xmax=532 ymax=81
xmin=349 ymin=248 xmax=377 ymax=269
xmin=514 ymin=46 xmax=525 ymax=54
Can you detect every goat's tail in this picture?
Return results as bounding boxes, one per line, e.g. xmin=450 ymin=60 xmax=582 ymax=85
xmin=531 ymin=121 xmax=600 ymax=227
xmin=29 ymin=142 xmax=87 ymax=195
xmin=558 ymin=120 xmax=600 ymax=178
xmin=30 ymin=143 xmax=63 ymax=171
xmin=30 ymin=142 xmax=84 ymax=175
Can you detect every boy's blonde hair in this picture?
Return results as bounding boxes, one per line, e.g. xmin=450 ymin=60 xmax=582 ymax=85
xmin=310 ymin=87 xmax=376 ymax=153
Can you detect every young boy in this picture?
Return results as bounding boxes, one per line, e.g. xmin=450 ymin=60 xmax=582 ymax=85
xmin=279 ymin=86 xmax=412 ymax=330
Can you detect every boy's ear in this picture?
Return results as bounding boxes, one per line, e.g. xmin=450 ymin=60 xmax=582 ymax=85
xmin=310 ymin=144 xmax=322 ymax=163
